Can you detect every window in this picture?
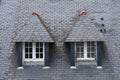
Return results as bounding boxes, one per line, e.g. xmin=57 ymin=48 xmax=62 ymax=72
xmin=75 ymin=42 xmax=97 ymax=60
xmin=23 ymin=42 xmax=44 ymax=61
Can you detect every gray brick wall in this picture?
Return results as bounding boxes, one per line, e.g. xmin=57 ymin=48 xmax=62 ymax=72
xmin=0 ymin=0 xmax=120 ymax=80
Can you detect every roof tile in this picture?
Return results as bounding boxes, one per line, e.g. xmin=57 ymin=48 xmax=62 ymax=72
xmin=14 ymin=15 xmax=54 ymax=42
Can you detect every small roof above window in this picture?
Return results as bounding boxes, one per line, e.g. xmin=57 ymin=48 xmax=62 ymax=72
xmin=65 ymin=18 xmax=105 ymax=42
xmin=14 ymin=15 xmax=54 ymax=42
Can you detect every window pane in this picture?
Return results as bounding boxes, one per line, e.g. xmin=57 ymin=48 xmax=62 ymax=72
xmin=24 ymin=42 xmax=33 ymax=59
xmin=25 ymin=48 xmax=28 ymax=52
xmin=29 ymin=54 xmax=32 ymax=58
xmin=36 ymin=54 xmax=39 ymax=58
xmin=40 ymin=43 xmax=43 ymax=47
xmin=36 ymin=42 xmax=39 ymax=47
xmin=91 ymin=42 xmax=95 ymax=46
xmin=76 ymin=47 xmax=79 ymax=52
xmin=40 ymin=48 xmax=43 ymax=52
xmin=87 ymin=53 xmax=90 ymax=58
xmin=87 ymin=47 xmax=90 ymax=52
xmin=40 ymin=54 xmax=43 ymax=58
xmin=81 ymin=53 xmax=84 ymax=58
xmin=35 ymin=42 xmax=44 ymax=59
xmin=80 ymin=47 xmax=84 ymax=52
xmin=91 ymin=47 xmax=95 ymax=52
xmin=36 ymin=48 xmax=39 ymax=52
xmin=25 ymin=54 xmax=28 ymax=58
xmin=25 ymin=42 xmax=28 ymax=47
xmin=92 ymin=53 xmax=95 ymax=58
xmin=29 ymin=42 xmax=32 ymax=47
xmin=76 ymin=52 xmax=79 ymax=58
xmin=80 ymin=42 xmax=84 ymax=46
xmin=87 ymin=42 xmax=90 ymax=46
xmin=76 ymin=42 xmax=84 ymax=59
xmin=87 ymin=42 xmax=96 ymax=58
xmin=29 ymin=48 xmax=32 ymax=52
xmin=76 ymin=43 xmax=80 ymax=46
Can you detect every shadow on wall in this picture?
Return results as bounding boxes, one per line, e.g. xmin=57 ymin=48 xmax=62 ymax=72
xmin=49 ymin=43 xmax=57 ymax=66
xmin=102 ymin=42 xmax=111 ymax=67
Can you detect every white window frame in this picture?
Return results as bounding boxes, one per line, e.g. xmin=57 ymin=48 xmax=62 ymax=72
xmin=23 ymin=42 xmax=45 ymax=62
xmin=75 ymin=42 xmax=97 ymax=61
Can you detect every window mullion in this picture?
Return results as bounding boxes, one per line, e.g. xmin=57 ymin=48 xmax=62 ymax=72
xmin=33 ymin=42 xmax=36 ymax=60
xmin=84 ymin=42 xmax=87 ymax=59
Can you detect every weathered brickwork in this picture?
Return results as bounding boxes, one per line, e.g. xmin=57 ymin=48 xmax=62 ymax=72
xmin=0 ymin=0 xmax=120 ymax=80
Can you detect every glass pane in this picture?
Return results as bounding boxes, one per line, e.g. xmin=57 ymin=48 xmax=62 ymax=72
xmin=80 ymin=42 xmax=84 ymax=46
xmin=29 ymin=54 xmax=32 ymax=58
xmin=40 ymin=43 xmax=43 ymax=47
xmin=81 ymin=53 xmax=84 ymax=58
xmin=87 ymin=47 xmax=90 ymax=52
xmin=92 ymin=53 xmax=95 ymax=58
xmin=76 ymin=52 xmax=79 ymax=58
xmin=40 ymin=48 xmax=43 ymax=52
xmin=91 ymin=42 xmax=95 ymax=46
xmin=40 ymin=54 xmax=43 ymax=58
xmin=76 ymin=47 xmax=79 ymax=52
xmin=25 ymin=48 xmax=28 ymax=52
xmin=78 ymin=53 xmax=80 ymax=58
xmin=87 ymin=53 xmax=90 ymax=58
xmin=76 ymin=42 xmax=84 ymax=58
xmin=36 ymin=54 xmax=39 ymax=58
xmin=25 ymin=42 xmax=28 ymax=47
xmin=25 ymin=54 xmax=28 ymax=58
xmin=91 ymin=47 xmax=95 ymax=52
xmin=81 ymin=47 xmax=84 ymax=52
xmin=29 ymin=42 xmax=32 ymax=47
xmin=87 ymin=42 xmax=90 ymax=46
xmin=76 ymin=43 xmax=80 ymax=46
xmin=29 ymin=48 xmax=32 ymax=52
xmin=36 ymin=42 xmax=39 ymax=47
xmin=36 ymin=48 xmax=39 ymax=52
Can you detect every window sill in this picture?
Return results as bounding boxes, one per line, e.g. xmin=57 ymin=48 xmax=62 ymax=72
xmin=17 ymin=67 xmax=24 ymax=69
xmin=24 ymin=59 xmax=44 ymax=62
xmin=43 ymin=66 xmax=50 ymax=69
xmin=77 ymin=58 xmax=95 ymax=61
xmin=76 ymin=60 xmax=96 ymax=66
xmin=23 ymin=61 xmax=44 ymax=65
xmin=97 ymin=66 xmax=103 ymax=69
xmin=70 ymin=66 xmax=77 ymax=69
